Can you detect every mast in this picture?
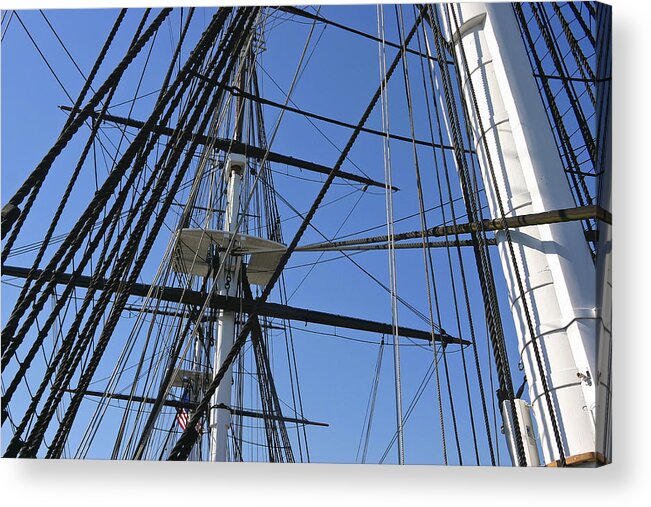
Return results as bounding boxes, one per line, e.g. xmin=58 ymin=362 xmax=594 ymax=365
xmin=208 ymin=153 xmax=245 ymax=461
xmin=209 ymin=52 xmax=248 ymax=462
xmin=0 ymin=5 xmax=611 ymax=465
xmin=437 ymin=3 xmax=610 ymax=467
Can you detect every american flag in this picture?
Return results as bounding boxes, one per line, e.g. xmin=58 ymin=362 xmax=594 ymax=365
xmin=176 ymin=387 xmax=191 ymax=430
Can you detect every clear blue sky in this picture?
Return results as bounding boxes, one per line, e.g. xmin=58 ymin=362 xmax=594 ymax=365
xmin=1 ymin=5 xmax=525 ymax=464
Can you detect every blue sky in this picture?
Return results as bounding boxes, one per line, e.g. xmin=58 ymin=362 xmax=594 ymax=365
xmin=1 ymin=5 xmax=525 ymax=464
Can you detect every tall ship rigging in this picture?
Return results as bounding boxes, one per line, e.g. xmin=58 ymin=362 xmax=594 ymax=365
xmin=1 ymin=2 xmax=611 ymax=466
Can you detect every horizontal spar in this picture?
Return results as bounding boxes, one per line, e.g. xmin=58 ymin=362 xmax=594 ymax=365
xmin=59 ymin=106 xmax=396 ymax=191
xmin=295 ymin=238 xmax=495 ymax=251
xmin=2 ymin=265 xmax=468 ymax=346
xmin=65 ymin=389 xmax=328 ymax=427
xmin=300 ymin=205 xmax=610 ymax=250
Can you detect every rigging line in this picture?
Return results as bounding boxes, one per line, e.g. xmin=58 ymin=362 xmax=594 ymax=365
xmin=263 ymin=190 xmax=361 ymax=456
xmin=416 ymin=5 xmax=495 ymax=465
xmin=87 ymin=250 xmax=189 ymax=459
xmin=192 ymin=3 xmax=332 ymax=290
xmin=294 ymin=324 xmax=446 ymax=348
xmin=253 ymin=71 xmax=312 ymax=462
xmin=51 ymin=82 xmax=221 ymax=458
xmin=12 ymin=11 xmax=74 ymax=104
xmin=426 ymin=4 xmax=500 ymax=464
xmin=117 ymin=295 xmax=198 ymax=459
xmin=433 ymin=5 xmax=515 ymax=464
xmin=4 ymin=107 xmax=108 ymax=382
xmin=567 ymin=1 xmax=596 ymax=47
xmin=377 ymin=3 xmax=404 ymax=465
xmin=412 ymin=6 xmax=493 ymax=464
xmin=93 ymin=12 xmax=156 ymax=272
xmin=1 ymin=385 xmax=19 ymax=432
xmin=33 ymin=48 xmax=145 ymax=282
xmin=1 ymin=9 xmax=14 ymax=41
xmin=99 ymin=12 xmax=162 ymax=256
xmin=276 ymin=5 xmax=453 ymax=65
xmin=285 ymin=189 xmax=367 ymax=302
xmin=357 ymin=337 xmax=384 ymax=463
xmin=81 ymin=314 xmax=172 ymax=459
xmin=530 ymin=12 xmax=598 ymax=175
xmin=547 ymin=4 xmax=596 ymax=84
xmin=230 ymin=347 xmax=309 ymax=427
xmin=198 ymin=23 xmax=319 ymax=460
xmin=22 ymin=299 xmax=68 ymax=433
xmin=293 ymin=14 xmax=329 ymax=88
xmin=485 ymin=325 xmax=500 ymax=465
xmin=172 ymin=14 xmax=276 ymax=265
xmin=39 ymin=10 xmax=94 ymax=90
xmin=410 ymin=6 xmax=473 ymax=463
xmin=156 ymin=8 xmax=196 ymax=118
xmin=268 ymin=167 xmax=356 ymax=186
xmin=109 ymin=89 xmax=163 ymax=109
xmin=246 ymin=288 xmax=284 ymax=461
xmin=5 ymin=133 xmax=174 ymax=455
xmin=255 ymin=63 xmax=374 ymax=185
xmin=533 ymin=73 xmax=606 ymax=84
xmin=108 ymin=305 xmax=200 ymax=458
xmin=61 ymin=8 xmax=130 ymax=134
xmin=284 ymin=250 xmax=366 ymax=269
xmin=244 ymin=270 xmax=295 ymax=463
xmin=250 ymin=186 xmax=363 ymax=236
xmin=330 ymin=191 xmax=487 ymax=242
xmin=168 ymin=7 xmax=429 ymax=461
xmin=2 ymin=77 xmax=174 ymax=396
xmin=6 ymin=207 xmax=132 ymax=258
xmin=378 ymin=349 xmax=443 ymax=464
xmin=0 ymin=11 xmax=157 ymax=301
xmin=518 ymin=10 xmax=596 ymax=210
xmin=219 ymin=71 xmax=467 ymax=154
xmin=88 ymin=345 xmax=175 ymax=389
xmin=408 ymin=8 xmax=454 ymax=465
xmin=105 ymin=131 xmax=204 ymax=231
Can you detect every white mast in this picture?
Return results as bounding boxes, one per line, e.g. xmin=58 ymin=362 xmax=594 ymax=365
xmin=209 ymin=51 xmax=248 ymax=461
xmin=208 ymin=152 xmax=246 ymax=462
xmin=437 ymin=3 xmax=611 ymax=467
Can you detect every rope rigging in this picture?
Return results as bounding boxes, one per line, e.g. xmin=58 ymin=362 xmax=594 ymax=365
xmin=0 ymin=4 xmax=606 ymax=466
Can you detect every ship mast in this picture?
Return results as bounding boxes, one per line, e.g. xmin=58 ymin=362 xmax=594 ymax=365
xmin=209 ymin=48 xmax=249 ymax=462
xmin=0 ymin=5 xmax=611 ymax=465
xmin=436 ymin=3 xmax=611 ymax=467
